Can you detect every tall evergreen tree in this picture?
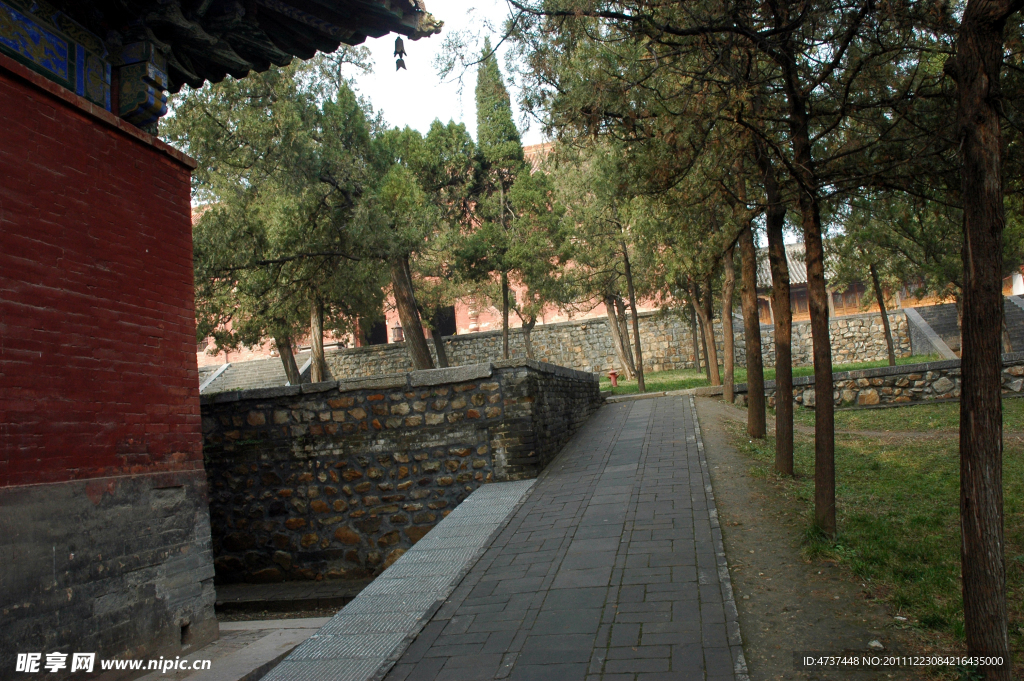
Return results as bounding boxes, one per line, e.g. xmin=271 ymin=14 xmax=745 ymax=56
xmin=165 ymin=58 xmax=385 ymax=383
xmin=473 ymin=38 xmax=526 ymax=359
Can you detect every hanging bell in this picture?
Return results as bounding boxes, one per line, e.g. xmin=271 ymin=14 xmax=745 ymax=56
xmin=394 ymin=36 xmax=406 ymax=58
xmin=395 ymin=58 xmax=406 ymax=71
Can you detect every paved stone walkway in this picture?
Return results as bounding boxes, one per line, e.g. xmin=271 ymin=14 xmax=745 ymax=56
xmin=384 ymin=396 xmax=747 ymax=681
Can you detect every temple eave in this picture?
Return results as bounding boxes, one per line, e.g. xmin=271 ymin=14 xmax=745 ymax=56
xmin=0 ymin=0 xmax=441 ymax=129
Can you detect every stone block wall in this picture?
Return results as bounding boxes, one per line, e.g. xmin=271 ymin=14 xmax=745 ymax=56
xmin=757 ymin=311 xmax=911 ymax=367
xmin=200 ymin=361 xmax=601 ymax=583
xmin=315 ymin=310 xmax=911 ymax=384
xmin=739 ymin=352 xmax=1024 ymax=408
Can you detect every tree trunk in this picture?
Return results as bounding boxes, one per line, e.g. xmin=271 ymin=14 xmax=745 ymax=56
xmin=803 ymin=213 xmax=835 ymax=535
xmin=615 ymin=297 xmax=638 ymax=375
xmin=703 ymin=277 xmax=722 ymax=385
xmin=698 ymin=307 xmax=712 ymax=381
xmin=522 ymin=317 xmax=536 ymax=359
xmin=310 ymin=300 xmax=327 ymax=383
xmin=432 ymin=329 xmax=450 ymax=368
xmin=621 ymin=243 xmax=646 ymax=393
xmin=501 ymin=271 xmax=510 ymax=360
xmin=870 ymin=263 xmax=897 ymax=366
xmin=1002 ymin=319 xmax=1013 ymax=354
xmin=780 ymin=59 xmax=835 ymax=536
xmin=390 ymin=256 xmax=434 ymax=370
xmin=754 ymin=135 xmax=793 ymax=474
xmin=605 ymin=296 xmax=634 ymax=378
xmin=952 ymin=1 xmax=1017 ymax=672
xmin=766 ymin=211 xmax=794 ymax=477
xmin=691 ymin=280 xmax=721 ymax=386
xmin=690 ymin=305 xmax=703 ymax=373
xmin=722 ymin=244 xmax=737 ymax=403
xmin=275 ymin=336 xmax=302 ymax=385
xmin=738 ymin=223 xmax=766 ymax=438
xmin=355 ymin=318 xmax=368 ymax=348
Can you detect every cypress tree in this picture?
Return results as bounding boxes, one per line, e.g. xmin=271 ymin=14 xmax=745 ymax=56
xmin=476 ymin=39 xmax=524 ymax=173
xmin=475 ymin=38 xmax=525 ymax=358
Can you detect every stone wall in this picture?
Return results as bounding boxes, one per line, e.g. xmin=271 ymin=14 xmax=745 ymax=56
xmin=200 ymin=361 xmax=601 ymax=583
xmin=735 ymin=352 xmax=1024 ymax=408
xmin=756 ymin=311 xmax=912 ymax=367
xmin=316 ymin=310 xmax=912 ymax=383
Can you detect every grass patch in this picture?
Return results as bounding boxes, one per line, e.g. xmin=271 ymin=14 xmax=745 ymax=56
xmin=730 ymin=421 xmax=1024 ymax=671
xmin=599 ymin=368 xmax=714 ymax=394
xmin=599 ymin=354 xmax=941 ymax=395
xmin=787 ymin=396 xmax=1024 ymax=433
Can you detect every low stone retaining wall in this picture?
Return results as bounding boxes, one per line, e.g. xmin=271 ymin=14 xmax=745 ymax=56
xmin=734 ymin=352 xmax=1024 ymax=408
xmin=200 ymin=360 xmax=600 ymax=583
xmin=317 ymin=309 xmax=911 ymax=381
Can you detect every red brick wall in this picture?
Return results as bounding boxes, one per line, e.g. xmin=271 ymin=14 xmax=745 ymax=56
xmin=0 ymin=57 xmax=202 ymax=487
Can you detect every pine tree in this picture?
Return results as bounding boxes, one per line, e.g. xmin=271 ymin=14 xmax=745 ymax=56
xmin=474 ymin=38 xmax=525 ymax=359
xmin=165 ymin=59 xmax=385 ymax=383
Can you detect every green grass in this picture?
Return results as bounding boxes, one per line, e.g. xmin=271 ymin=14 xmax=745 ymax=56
xmin=599 ymin=368 xmax=716 ymax=394
xmin=599 ymin=354 xmax=941 ymax=395
xmin=789 ymin=397 xmax=1024 ymax=433
xmin=730 ymin=422 xmax=1024 ymax=673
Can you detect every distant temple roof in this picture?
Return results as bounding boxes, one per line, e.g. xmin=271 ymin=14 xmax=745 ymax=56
xmin=756 ymin=242 xmax=846 ymax=288
xmin=756 ymin=243 xmax=808 ymax=287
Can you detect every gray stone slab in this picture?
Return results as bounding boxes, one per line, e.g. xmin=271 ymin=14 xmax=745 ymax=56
xmin=360 ymin=575 xmax=456 ymax=597
xmin=267 ymin=659 xmax=382 ymax=681
xmin=288 ymin=633 xmax=408 ymax=660
xmin=334 ymin=375 xmax=410 ymax=391
xmin=300 ymin=380 xmax=340 ymax=394
xmin=409 ymin=363 xmax=494 ymax=387
xmin=393 ymin=548 xmax=480 ymax=566
xmin=317 ymin=612 xmax=423 ymax=635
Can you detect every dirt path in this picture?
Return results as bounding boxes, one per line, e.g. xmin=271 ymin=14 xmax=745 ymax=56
xmin=695 ymin=397 xmax=933 ymax=681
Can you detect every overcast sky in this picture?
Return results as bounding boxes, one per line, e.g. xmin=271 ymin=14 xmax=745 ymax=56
xmin=349 ymin=0 xmax=545 ymax=146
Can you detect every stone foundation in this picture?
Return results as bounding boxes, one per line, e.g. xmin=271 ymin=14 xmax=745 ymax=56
xmin=200 ymin=361 xmax=601 ymax=583
xmin=0 ymin=471 xmax=218 ymax=677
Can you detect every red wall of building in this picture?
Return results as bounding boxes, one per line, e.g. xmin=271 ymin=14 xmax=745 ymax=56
xmin=0 ymin=56 xmax=202 ymax=487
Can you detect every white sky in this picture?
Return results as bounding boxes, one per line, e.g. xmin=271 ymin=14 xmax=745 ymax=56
xmin=349 ymin=0 xmax=544 ymax=146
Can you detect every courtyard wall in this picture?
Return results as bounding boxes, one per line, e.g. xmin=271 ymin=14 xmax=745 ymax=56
xmin=200 ymin=361 xmax=601 ymax=583
xmin=316 ymin=310 xmax=912 ymax=382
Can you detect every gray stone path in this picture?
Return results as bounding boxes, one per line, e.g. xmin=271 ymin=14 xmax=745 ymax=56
xmin=383 ymin=396 xmax=747 ymax=681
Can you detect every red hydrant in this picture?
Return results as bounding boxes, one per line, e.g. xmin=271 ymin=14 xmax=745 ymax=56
xmin=608 ymin=370 xmax=619 ymax=387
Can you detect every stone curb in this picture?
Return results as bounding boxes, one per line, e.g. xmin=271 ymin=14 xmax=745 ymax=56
xmin=688 ymin=395 xmax=751 ymax=681
xmin=200 ymin=360 xmax=599 ymax=405
xmin=408 ymin=363 xmax=494 ymax=387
